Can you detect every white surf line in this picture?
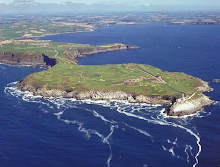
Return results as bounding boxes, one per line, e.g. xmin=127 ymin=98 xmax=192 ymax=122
xmin=4 ymin=82 xmax=49 ymax=106
xmin=53 ymin=103 xmax=118 ymax=125
xmin=123 ymin=122 xmax=153 ymax=141
xmin=103 ymin=125 xmax=117 ymax=167
xmin=53 ymin=99 xmax=117 ymax=124
xmin=114 ymin=103 xmax=201 ymax=167
xmin=185 ymin=145 xmax=194 ymax=163
xmin=92 ymin=110 xmax=117 ymax=124
xmin=4 ymin=82 xmax=202 ymax=166
xmin=54 ymin=110 xmax=116 ymax=167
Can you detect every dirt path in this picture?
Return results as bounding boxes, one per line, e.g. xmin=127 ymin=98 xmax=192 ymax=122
xmin=126 ymin=64 xmax=183 ymax=94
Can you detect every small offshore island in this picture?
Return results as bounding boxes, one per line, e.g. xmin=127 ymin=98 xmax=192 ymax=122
xmin=0 ymin=17 xmax=214 ymax=117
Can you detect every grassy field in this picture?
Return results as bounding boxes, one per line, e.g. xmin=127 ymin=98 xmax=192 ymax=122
xmin=22 ymin=61 xmax=202 ymax=97
xmin=0 ymin=21 xmax=94 ymax=42
xmin=0 ymin=40 xmax=203 ymax=99
xmin=0 ymin=39 xmax=93 ymax=58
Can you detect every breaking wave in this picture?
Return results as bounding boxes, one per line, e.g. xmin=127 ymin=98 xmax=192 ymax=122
xmin=4 ymin=81 xmax=213 ymax=167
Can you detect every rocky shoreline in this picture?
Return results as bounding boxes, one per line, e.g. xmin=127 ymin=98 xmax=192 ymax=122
xmin=0 ymin=43 xmax=214 ymax=117
xmin=0 ymin=44 xmax=137 ymax=66
xmin=0 ymin=52 xmax=56 ymax=68
xmin=17 ymin=79 xmax=214 ymax=117
xmin=164 ymin=80 xmax=214 ymax=117
xmin=63 ymin=44 xmax=138 ymax=63
xmin=17 ymin=81 xmax=172 ymax=104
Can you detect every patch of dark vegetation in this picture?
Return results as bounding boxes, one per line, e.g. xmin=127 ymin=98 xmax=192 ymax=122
xmin=42 ymin=54 xmax=57 ymax=67
xmin=193 ymin=81 xmax=204 ymax=87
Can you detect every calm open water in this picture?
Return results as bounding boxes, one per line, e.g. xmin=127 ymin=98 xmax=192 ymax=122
xmin=1 ymin=23 xmax=220 ymax=167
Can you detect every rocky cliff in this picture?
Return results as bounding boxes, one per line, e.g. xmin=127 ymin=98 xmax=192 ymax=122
xmin=16 ymin=64 xmax=214 ymax=117
xmin=0 ymin=44 xmax=137 ymax=66
xmin=195 ymin=80 xmax=212 ymax=92
xmin=17 ymin=81 xmax=171 ymax=105
xmin=0 ymin=52 xmax=56 ymax=67
xmin=164 ymin=94 xmax=214 ymax=117
xmin=63 ymin=44 xmax=138 ymax=63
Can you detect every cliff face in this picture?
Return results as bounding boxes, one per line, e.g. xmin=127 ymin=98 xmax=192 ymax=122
xmin=17 ymin=81 xmax=171 ymax=105
xmin=63 ymin=44 xmax=138 ymax=62
xmin=0 ymin=44 xmax=136 ymax=66
xmin=0 ymin=52 xmax=56 ymax=67
xmin=163 ymin=80 xmax=214 ymax=117
xmin=164 ymin=94 xmax=214 ymax=117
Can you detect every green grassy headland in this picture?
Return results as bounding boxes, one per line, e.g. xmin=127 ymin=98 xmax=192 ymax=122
xmin=0 ymin=25 xmax=204 ymax=99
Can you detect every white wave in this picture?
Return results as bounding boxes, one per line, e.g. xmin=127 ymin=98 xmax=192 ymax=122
xmin=185 ymin=145 xmax=193 ymax=163
xmin=92 ymin=110 xmax=117 ymax=124
xmin=162 ymin=145 xmax=167 ymax=151
xmin=167 ymin=138 xmax=178 ymax=147
xmin=104 ymin=125 xmax=117 ymax=167
xmin=121 ymin=128 xmax=126 ymax=131
xmin=214 ymin=101 xmax=220 ymax=106
xmin=54 ymin=109 xmax=116 ymax=167
xmin=39 ymin=105 xmax=49 ymax=113
xmin=54 ymin=110 xmax=64 ymax=118
xmin=192 ymin=126 xmax=200 ymax=136
xmin=162 ymin=145 xmax=181 ymax=159
xmin=46 ymin=97 xmax=68 ymax=109
xmin=5 ymin=81 xmax=204 ymax=167
xmin=123 ymin=122 xmax=153 ymax=141
xmin=115 ymin=104 xmax=202 ymax=167
xmin=169 ymin=147 xmax=181 ymax=158
xmin=5 ymin=81 xmax=163 ymax=115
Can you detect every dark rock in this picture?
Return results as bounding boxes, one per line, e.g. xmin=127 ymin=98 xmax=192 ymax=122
xmin=0 ymin=52 xmax=56 ymax=67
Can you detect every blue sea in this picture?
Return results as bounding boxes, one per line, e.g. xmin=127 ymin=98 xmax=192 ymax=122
xmin=1 ymin=23 xmax=220 ymax=167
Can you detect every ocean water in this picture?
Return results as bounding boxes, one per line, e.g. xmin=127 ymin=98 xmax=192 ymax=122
xmin=1 ymin=23 xmax=220 ymax=167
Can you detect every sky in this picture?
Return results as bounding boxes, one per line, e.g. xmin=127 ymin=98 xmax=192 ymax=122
xmin=0 ymin=0 xmax=219 ymax=6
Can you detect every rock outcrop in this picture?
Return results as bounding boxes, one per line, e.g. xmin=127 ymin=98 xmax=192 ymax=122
xmin=17 ymin=82 xmax=171 ymax=105
xmin=164 ymin=94 xmax=214 ymax=117
xmin=195 ymin=80 xmax=212 ymax=92
xmin=163 ymin=80 xmax=214 ymax=117
xmin=0 ymin=52 xmax=56 ymax=67
xmin=212 ymin=79 xmax=220 ymax=83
